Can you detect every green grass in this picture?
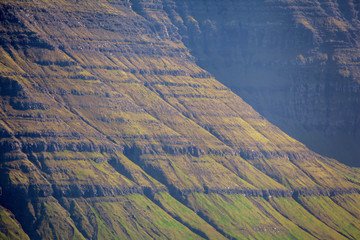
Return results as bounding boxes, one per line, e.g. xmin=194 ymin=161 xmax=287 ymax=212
xmin=298 ymin=195 xmax=360 ymax=239
xmin=35 ymin=198 xmax=86 ymax=240
xmin=0 ymin=206 xmax=30 ymax=240
xmin=70 ymin=194 xmax=204 ymax=239
xmin=331 ymin=194 xmax=360 ymax=219
xmin=154 ymin=192 xmax=226 ymax=240
xmin=269 ymin=197 xmax=346 ymax=240
xmin=1 ymin=0 xmax=360 ymax=239
xmin=186 ymin=193 xmax=314 ymax=239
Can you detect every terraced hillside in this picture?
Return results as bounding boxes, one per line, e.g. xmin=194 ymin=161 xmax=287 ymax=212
xmin=0 ymin=0 xmax=360 ymax=239
xmin=171 ymin=0 xmax=360 ymax=166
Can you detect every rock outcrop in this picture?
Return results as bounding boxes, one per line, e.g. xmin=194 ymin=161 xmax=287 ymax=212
xmin=170 ymin=0 xmax=360 ymax=166
xmin=0 ymin=0 xmax=360 ymax=239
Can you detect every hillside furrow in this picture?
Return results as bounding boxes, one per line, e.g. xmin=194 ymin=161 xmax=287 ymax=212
xmin=1 ymin=0 xmax=360 ymax=239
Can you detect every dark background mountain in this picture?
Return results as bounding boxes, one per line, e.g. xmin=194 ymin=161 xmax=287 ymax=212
xmin=0 ymin=0 xmax=360 ymax=239
xmin=168 ymin=0 xmax=360 ymax=167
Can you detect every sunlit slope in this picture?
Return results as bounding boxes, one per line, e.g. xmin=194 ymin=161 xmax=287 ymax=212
xmin=0 ymin=0 xmax=360 ymax=239
xmin=0 ymin=206 xmax=30 ymax=240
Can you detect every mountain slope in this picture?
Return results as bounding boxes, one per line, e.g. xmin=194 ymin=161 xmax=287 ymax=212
xmin=170 ymin=0 xmax=360 ymax=166
xmin=0 ymin=0 xmax=360 ymax=239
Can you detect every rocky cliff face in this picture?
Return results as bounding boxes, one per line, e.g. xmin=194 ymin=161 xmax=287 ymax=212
xmin=169 ymin=0 xmax=360 ymax=166
xmin=1 ymin=0 xmax=360 ymax=239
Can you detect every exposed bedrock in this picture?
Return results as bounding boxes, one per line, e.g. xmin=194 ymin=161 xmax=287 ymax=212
xmin=166 ymin=0 xmax=360 ymax=166
xmin=1 ymin=0 xmax=360 ymax=239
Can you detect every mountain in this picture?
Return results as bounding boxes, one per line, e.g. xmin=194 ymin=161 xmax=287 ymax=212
xmin=172 ymin=0 xmax=360 ymax=167
xmin=0 ymin=0 xmax=360 ymax=239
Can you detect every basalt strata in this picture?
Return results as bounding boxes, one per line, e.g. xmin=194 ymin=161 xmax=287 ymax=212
xmin=1 ymin=0 xmax=360 ymax=239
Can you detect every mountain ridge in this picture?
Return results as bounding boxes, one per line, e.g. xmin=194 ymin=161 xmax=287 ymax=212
xmin=1 ymin=0 xmax=360 ymax=239
xmin=170 ymin=0 xmax=360 ymax=167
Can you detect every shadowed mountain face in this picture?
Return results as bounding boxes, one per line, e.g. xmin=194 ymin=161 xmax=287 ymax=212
xmin=169 ymin=0 xmax=360 ymax=167
xmin=1 ymin=0 xmax=360 ymax=239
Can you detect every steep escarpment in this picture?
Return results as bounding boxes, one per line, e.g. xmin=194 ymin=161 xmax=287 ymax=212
xmin=1 ymin=0 xmax=360 ymax=239
xmin=168 ymin=0 xmax=360 ymax=166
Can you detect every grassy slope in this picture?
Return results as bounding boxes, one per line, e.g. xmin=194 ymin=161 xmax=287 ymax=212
xmin=186 ymin=193 xmax=316 ymax=240
xmin=0 ymin=0 xmax=360 ymax=239
xmin=331 ymin=194 xmax=360 ymax=219
xmin=0 ymin=206 xmax=29 ymax=240
xmin=297 ymin=196 xmax=360 ymax=239
xmin=269 ymin=197 xmax=346 ymax=240
xmin=67 ymin=194 xmax=204 ymax=240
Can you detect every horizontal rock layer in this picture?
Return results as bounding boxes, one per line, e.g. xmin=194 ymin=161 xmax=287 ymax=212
xmin=0 ymin=0 xmax=360 ymax=239
xmin=171 ymin=0 xmax=360 ymax=166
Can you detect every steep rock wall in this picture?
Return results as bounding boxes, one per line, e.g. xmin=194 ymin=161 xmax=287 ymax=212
xmin=0 ymin=0 xmax=360 ymax=239
xmin=168 ymin=0 xmax=360 ymax=166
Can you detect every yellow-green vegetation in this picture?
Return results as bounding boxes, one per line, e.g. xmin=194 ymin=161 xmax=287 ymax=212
xmin=331 ymin=194 xmax=360 ymax=219
xmin=4 ymin=159 xmax=50 ymax=186
xmin=248 ymin=197 xmax=318 ymax=240
xmin=34 ymin=197 xmax=86 ymax=240
xmin=153 ymin=192 xmax=226 ymax=240
xmin=66 ymin=194 xmax=204 ymax=240
xmin=185 ymin=193 xmax=315 ymax=240
xmin=0 ymin=0 xmax=360 ymax=239
xmin=43 ymin=159 xmax=134 ymax=187
xmin=297 ymin=196 xmax=360 ymax=239
xmin=0 ymin=206 xmax=29 ymax=240
xmin=139 ymin=153 xmax=258 ymax=191
xmin=269 ymin=197 xmax=347 ymax=239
